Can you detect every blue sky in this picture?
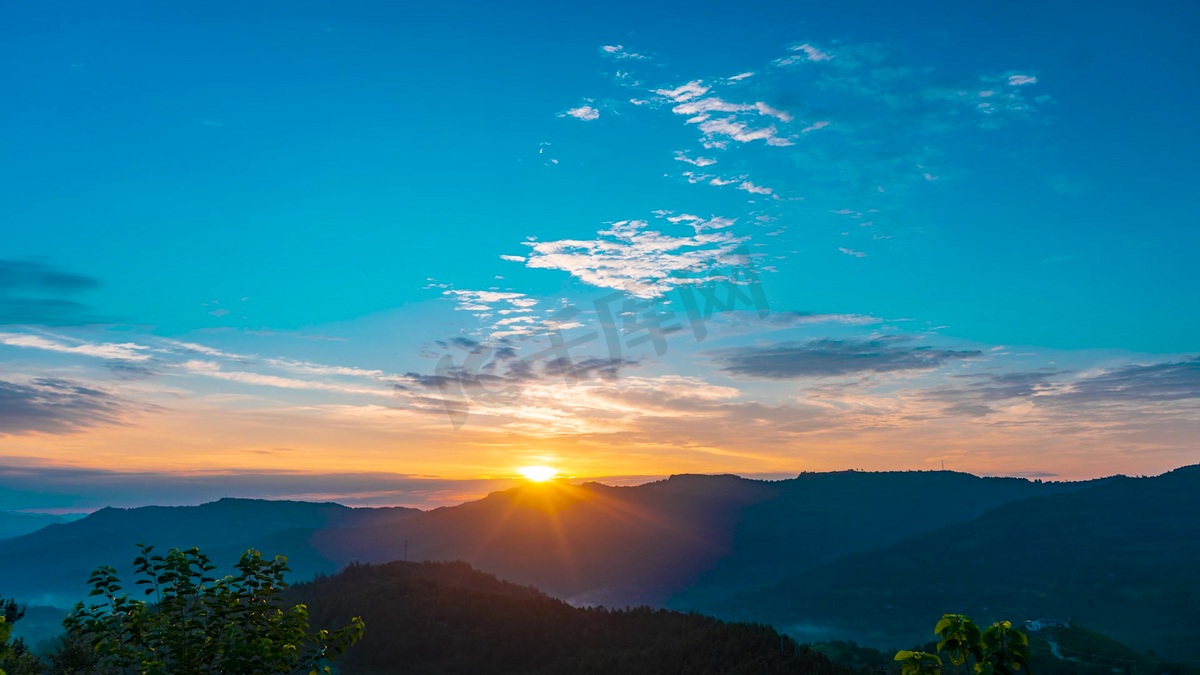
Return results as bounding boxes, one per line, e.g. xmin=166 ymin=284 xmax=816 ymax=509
xmin=1 ymin=0 xmax=1197 ymax=510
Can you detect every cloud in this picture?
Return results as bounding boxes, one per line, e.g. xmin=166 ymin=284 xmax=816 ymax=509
xmin=0 ymin=260 xmax=99 ymax=293
xmin=792 ymin=43 xmax=833 ymax=62
xmin=0 ymin=332 xmax=153 ymax=361
xmin=520 ymin=218 xmax=750 ymax=298
xmin=0 ymin=377 xmax=139 ymax=435
xmin=750 ymin=311 xmax=882 ymax=327
xmin=1060 ymin=358 xmax=1200 ymax=404
xmin=738 ymin=180 xmax=773 ymax=195
xmin=600 ymin=44 xmax=648 ymax=60
xmin=697 ymin=117 xmax=792 ymax=147
xmin=716 ymin=338 xmax=981 ymax=378
xmin=673 ymin=151 xmax=717 ymax=167
xmin=922 ymin=370 xmax=1065 ymax=416
xmin=563 ymin=105 xmax=600 ymax=121
xmin=180 ymin=360 xmax=392 ymax=397
xmin=0 ymin=259 xmax=102 ymax=326
xmin=654 ymin=80 xmax=709 ymax=102
xmin=653 ymin=81 xmax=795 ymax=147
xmin=1008 ymin=74 xmax=1037 ymax=86
xmin=262 ymin=357 xmax=385 ymax=379
xmin=838 ymin=247 xmax=867 ymax=258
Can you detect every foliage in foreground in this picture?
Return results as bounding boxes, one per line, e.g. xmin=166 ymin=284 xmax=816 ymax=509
xmin=64 ymin=544 xmax=363 ymax=674
xmin=896 ymin=614 xmax=1031 ymax=675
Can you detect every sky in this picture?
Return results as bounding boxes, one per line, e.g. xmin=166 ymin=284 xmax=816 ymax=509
xmin=1 ymin=0 xmax=1198 ymax=511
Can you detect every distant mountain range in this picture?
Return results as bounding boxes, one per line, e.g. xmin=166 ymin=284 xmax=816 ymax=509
xmin=0 ymin=498 xmax=416 ymax=606
xmin=0 ymin=511 xmax=83 ymax=540
xmin=1 ymin=467 xmax=1196 ymax=663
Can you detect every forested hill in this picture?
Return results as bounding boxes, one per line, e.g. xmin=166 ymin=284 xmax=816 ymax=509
xmin=0 ymin=498 xmax=417 ymax=606
xmin=288 ymin=560 xmax=859 ymax=675
xmin=715 ymin=465 xmax=1200 ymax=662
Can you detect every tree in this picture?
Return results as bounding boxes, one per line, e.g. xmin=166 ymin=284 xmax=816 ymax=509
xmin=0 ymin=596 xmax=43 ymax=675
xmin=64 ymin=544 xmax=364 ymax=674
xmin=896 ymin=614 xmax=1031 ymax=675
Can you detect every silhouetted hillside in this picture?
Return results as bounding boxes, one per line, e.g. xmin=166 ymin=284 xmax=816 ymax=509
xmin=0 ymin=471 xmax=1084 ymax=612
xmin=288 ymin=559 xmax=860 ymax=675
xmin=717 ymin=466 xmax=1200 ymax=662
xmin=0 ymin=498 xmax=417 ymax=606
xmin=318 ymin=471 xmax=1077 ymax=608
xmin=670 ymin=470 xmax=1088 ymax=609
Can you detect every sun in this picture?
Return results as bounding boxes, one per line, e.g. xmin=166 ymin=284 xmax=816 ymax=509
xmin=518 ymin=465 xmax=558 ymax=482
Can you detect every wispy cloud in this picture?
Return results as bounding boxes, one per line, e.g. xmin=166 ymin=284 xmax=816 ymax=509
xmin=716 ymin=338 xmax=981 ymax=378
xmin=0 ymin=259 xmax=103 ymax=326
xmin=519 ymin=217 xmax=750 ymax=298
xmin=600 ymin=44 xmax=649 ymax=60
xmin=673 ymin=151 xmax=717 ymax=167
xmin=0 ymin=377 xmax=143 ymax=435
xmin=180 ymin=360 xmax=392 ymax=397
xmin=783 ymin=42 xmax=834 ymax=64
xmin=0 ymin=332 xmax=153 ymax=361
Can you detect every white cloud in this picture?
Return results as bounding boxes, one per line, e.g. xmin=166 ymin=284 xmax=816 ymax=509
xmin=839 ymin=247 xmax=868 ymax=258
xmin=180 ymin=360 xmax=390 ymax=397
xmin=262 ymin=358 xmax=385 ymax=379
xmin=697 ymin=117 xmax=792 ymax=146
xmin=664 ymin=214 xmax=736 ymax=232
xmin=1008 ymin=74 xmax=1037 ymax=86
xmin=563 ymin=105 xmax=600 ymax=121
xmin=654 ymin=80 xmax=710 ymax=103
xmin=738 ymin=180 xmax=773 ymax=195
xmin=500 ymin=254 xmax=527 ymax=262
xmin=753 ymin=102 xmax=792 ymax=122
xmin=0 ymin=332 xmax=153 ymax=361
xmin=801 ymin=120 xmax=830 ymax=133
xmin=794 ymin=43 xmax=833 ymax=61
xmin=601 ymin=44 xmax=648 ymax=60
xmin=521 ymin=218 xmax=750 ymax=298
xmin=727 ymin=72 xmax=755 ymax=82
xmin=775 ymin=43 xmax=834 ymax=66
xmin=674 ymin=151 xmax=717 ymax=167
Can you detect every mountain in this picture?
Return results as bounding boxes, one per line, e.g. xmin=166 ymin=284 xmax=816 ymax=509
xmin=0 ymin=471 xmax=1079 ymax=611
xmin=314 ymin=474 xmax=779 ymax=606
xmin=316 ymin=471 xmax=1082 ymax=608
xmin=713 ymin=465 xmax=1200 ymax=662
xmin=287 ymin=559 xmax=859 ymax=675
xmin=0 ymin=512 xmax=83 ymax=541
xmin=668 ymin=470 xmax=1089 ymax=609
xmin=0 ymin=498 xmax=417 ymax=607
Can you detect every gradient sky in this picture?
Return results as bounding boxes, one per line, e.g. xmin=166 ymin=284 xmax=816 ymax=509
xmin=2 ymin=0 xmax=1198 ymax=511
